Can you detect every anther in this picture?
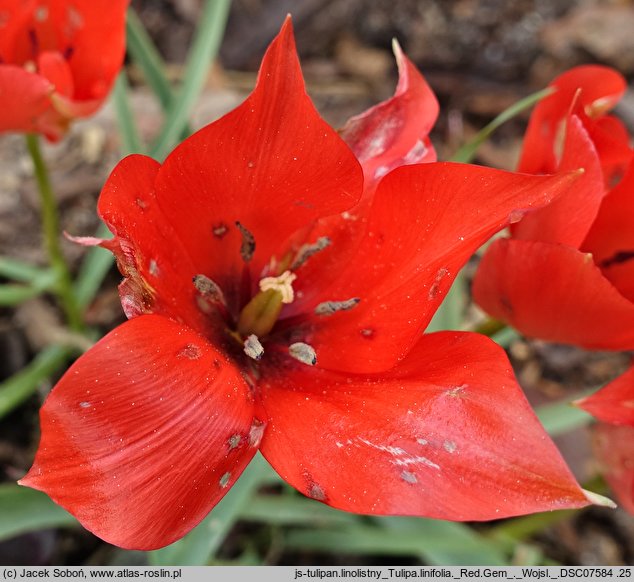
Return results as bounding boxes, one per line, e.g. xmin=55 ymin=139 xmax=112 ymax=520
xmin=315 ymin=298 xmax=360 ymax=316
xmin=291 ymin=236 xmax=331 ymax=270
xmin=243 ymin=334 xmax=264 ymax=360
xmin=235 ymin=221 xmax=255 ymax=262
xmin=289 ymin=342 xmax=317 ymax=366
xmin=193 ymin=274 xmax=226 ymax=304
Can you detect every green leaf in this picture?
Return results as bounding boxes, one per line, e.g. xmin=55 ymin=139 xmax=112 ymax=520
xmin=0 ymin=484 xmax=77 ymax=541
xmin=240 ymin=494 xmax=361 ymax=527
xmin=148 ymin=454 xmax=275 ymax=566
xmin=284 ymin=516 xmax=509 ymax=565
xmin=0 ymin=344 xmax=73 ymax=419
xmin=126 ymin=7 xmax=177 ymax=113
xmin=491 ymin=326 xmax=521 ymax=348
xmin=113 ymin=72 xmax=144 ymax=155
xmin=0 ymin=267 xmax=58 ymax=306
xmin=451 ymin=87 xmax=554 ymax=164
xmin=535 ymin=395 xmax=594 ymax=436
xmin=378 ymin=516 xmax=509 ymax=566
xmin=0 ymin=283 xmax=46 ymax=306
xmin=150 ymin=0 xmax=231 ymax=161
xmin=0 ymin=257 xmax=50 ymax=283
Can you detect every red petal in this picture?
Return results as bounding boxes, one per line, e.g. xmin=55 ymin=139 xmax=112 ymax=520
xmin=511 ymin=115 xmax=604 ymax=247
xmin=587 ymin=115 xmax=633 ymax=187
xmin=20 ymin=315 xmax=260 ymax=550
xmin=301 ymin=163 xmax=583 ymax=373
xmin=260 ymin=332 xmax=591 ymax=520
xmin=518 ymin=65 xmax=626 ymax=175
xmin=340 ymin=41 xmax=438 ymax=189
xmin=152 ymin=18 xmax=363 ymax=297
xmin=577 ymin=366 xmax=634 ymax=426
xmin=473 ymin=238 xmax=634 ymax=350
xmin=0 ymin=65 xmax=58 ymax=136
xmin=593 ymin=424 xmax=634 ymax=515
xmin=54 ymin=0 xmax=128 ymax=101
xmin=96 ymin=154 xmax=217 ymax=337
xmin=37 ymin=50 xmax=73 ymax=98
xmin=0 ymin=0 xmax=126 ymax=101
xmin=285 ymin=46 xmax=439 ymax=315
xmin=582 ymin=158 xmax=634 ymax=302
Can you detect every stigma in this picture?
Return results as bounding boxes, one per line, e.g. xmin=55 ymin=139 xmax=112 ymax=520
xmin=258 ymin=270 xmax=297 ymax=304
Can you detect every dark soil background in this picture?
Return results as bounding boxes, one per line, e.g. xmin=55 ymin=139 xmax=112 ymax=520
xmin=1 ymin=0 xmax=634 ymax=566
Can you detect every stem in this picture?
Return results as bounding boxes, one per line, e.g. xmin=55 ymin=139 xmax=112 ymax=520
xmin=473 ymin=317 xmax=507 ymax=336
xmin=25 ymin=133 xmax=83 ymax=331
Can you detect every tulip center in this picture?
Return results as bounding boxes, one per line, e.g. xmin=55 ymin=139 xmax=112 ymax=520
xmin=237 ymin=270 xmax=297 ymax=338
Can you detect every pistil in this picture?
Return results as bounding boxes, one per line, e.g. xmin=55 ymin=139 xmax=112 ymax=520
xmin=237 ymin=270 xmax=296 ymax=337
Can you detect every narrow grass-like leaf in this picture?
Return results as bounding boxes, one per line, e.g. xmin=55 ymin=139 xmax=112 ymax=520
xmin=0 ymin=345 xmax=72 ymax=418
xmin=377 ymin=516 xmax=509 ymax=566
xmin=126 ymin=7 xmax=175 ymax=112
xmin=0 ymin=284 xmax=47 ymax=306
xmin=0 ymin=484 xmax=77 ymax=541
xmin=148 ymin=454 xmax=275 ymax=566
xmin=0 ymin=266 xmax=58 ymax=305
xmin=150 ymin=0 xmax=231 ymax=161
xmin=451 ymin=87 xmax=554 ymax=164
xmin=488 ymin=509 xmax=577 ymax=543
xmin=0 ymin=257 xmax=50 ymax=283
xmin=536 ymin=395 xmax=594 ymax=436
xmin=284 ymin=518 xmax=508 ymax=565
xmin=240 ymin=495 xmax=361 ymax=527
xmin=113 ymin=72 xmax=144 ymax=155
xmin=74 ymin=71 xmax=144 ymax=309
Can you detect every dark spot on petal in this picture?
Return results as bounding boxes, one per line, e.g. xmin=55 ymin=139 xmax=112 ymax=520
xmin=28 ymin=28 xmax=39 ymax=56
xmin=212 ymin=222 xmax=228 ymax=239
xmin=178 ymin=343 xmax=202 ymax=360
xmin=428 ymin=267 xmax=449 ymax=300
xmin=401 ymin=470 xmax=417 ymax=484
xmin=249 ymin=419 xmax=265 ymax=447
xmin=500 ymin=295 xmax=513 ymax=316
xmin=213 ymin=359 xmax=222 ymax=369
xmin=135 ymin=198 xmax=148 ymax=210
xmin=359 ymin=327 xmax=375 ymax=339
xmin=219 ymin=472 xmax=231 ymax=488
xmin=303 ymin=473 xmax=327 ymax=501
xmin=228 ymin=434 xmax=242 ymax=449
xmin=600 ymin=249 xmax=634 ymax=269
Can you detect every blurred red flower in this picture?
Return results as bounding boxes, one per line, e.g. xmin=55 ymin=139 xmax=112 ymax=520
xmin=0 ymin=0 xmax=127 ymax=140
xmin=473 ymin=65 xmax=634 ymax=349
xmin=577 ymin=368 xmax=634 ymax=514
xmin=21 ymin=20 xmax=599 ymax=550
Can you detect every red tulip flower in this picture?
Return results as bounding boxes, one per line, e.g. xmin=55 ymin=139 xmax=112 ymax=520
xmin=0 ymin=0 xmax=127 ymax=140
xmin=577 ymin=368 xmax=634 ymax=514
xmin=21 ymin=21 xmax=603 ymax=550
xmin=473 ymin=66 xmax=634 ymax=349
